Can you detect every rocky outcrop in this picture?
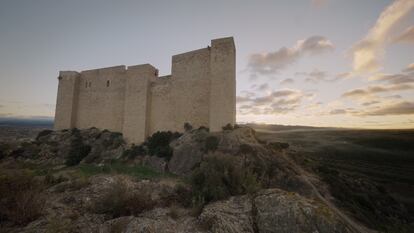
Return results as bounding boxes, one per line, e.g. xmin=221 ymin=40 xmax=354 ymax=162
xmin=200 ymin=188 xmax=357 ymax=233
xmin=168 ymin=128 xmax=209 ymax=175
xmin=12 ymin=128 xmax=126 ymax=165
xmin=254 ymin=189 xmax=356 ymax=233
xmin=200 ymin=195 xmax=255 ymax=233
xmin=168 ymin=127 xmax=314 ymax=197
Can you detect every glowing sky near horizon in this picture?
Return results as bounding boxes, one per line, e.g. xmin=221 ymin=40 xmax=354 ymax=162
xmin=0 ymin=0 xmax=413 ymax=129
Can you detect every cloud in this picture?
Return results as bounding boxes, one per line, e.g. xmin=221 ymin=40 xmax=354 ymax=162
xmin=394 ymin=26 xmax=414 ymax=43
xmin=255 ymin=83 xmax=270 ymax=91
xmin=329 ymin=109 xmax=347 ymax=115
xmin=248 ymin=36 xmax=334 ymax=76
xmin=342 ymin=83 xmax=414 ymax=98
xmin=237 ymin=88 xmax=307 ymax=115
xmin=358 ymin=101 xmax=414 ymax=116
xmin=335 ymin=72 xmax=353 ymax=80
xmin=296 ymin=69 xmax=353 ymax=83
xmin=369 ymin=72 xmax=414 ymax=84
xmin=343 ymin=70 xmax=414 ymax=98
xmin=236 ymin=95 xmax=252 ymax=103
xmin=403 ymin=63 xmax=414 ymax=72
xmin=350 ymin=0 xmax=414 ymax=73
xmin=362 ymin=100 xmax=381 ymax=106
xmin=280 ymin=78 xmax=294 ymax=85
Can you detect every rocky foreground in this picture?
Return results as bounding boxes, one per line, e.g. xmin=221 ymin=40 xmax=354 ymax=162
xmin=0 ymin=126 xmax=373 ymax=233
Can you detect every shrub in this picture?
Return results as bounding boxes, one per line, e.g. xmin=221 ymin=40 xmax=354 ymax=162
xmin=198 ymin=126 xmax=209 ymax=132
xmin=0 ymin=171 xmax=45 ymax=226
xmin=268 ymin=142 xmax=289 ymax=150
xmin=190 ymin=154 xmax=261 ymax=205
xmin=65 ymin=134 xmax=91 ymax=166
xmin=92 ymin=179 xmax=155 ymax=218
xmin=222 ymin=123 xmax=234 ymax=131
xmin=36 ymin=129 xmax=53 ymax=140
xmin=184 ymin=122 xmax=193 ymax=132
xmin=122 ymin=144 xmax=146 ymax=159
xmin=204 ymin=136 xmax=219 ymax=152
xmin=146 ymin=131 xmax=182 ymax=160
xmin=239 ymin=144 xmax=256 ymax=156
xmin=44 ymin=172 xmax=67 ymax=186
xmin=0 ymin=142 xmax=12 ymax=160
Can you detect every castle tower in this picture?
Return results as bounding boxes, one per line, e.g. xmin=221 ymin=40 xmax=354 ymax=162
xmin=209 ymin=37 xmax=236 ymax=131
xmin=54 ymin=71 xmax=80 ymax=130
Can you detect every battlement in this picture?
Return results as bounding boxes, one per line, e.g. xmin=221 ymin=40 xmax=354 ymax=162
xmin=54 ymin=37 xmax=236 ymax=143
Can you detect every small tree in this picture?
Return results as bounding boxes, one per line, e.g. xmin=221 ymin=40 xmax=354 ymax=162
xmin=222 ymin=123 xmax=233 ymax=131
xmin=184 ymin=122 xmax=193 ymax=132
xmin=204 ymin=136 xmax=219 ymax=152
xmin=65 ymin=134 xmax=91 ymax=166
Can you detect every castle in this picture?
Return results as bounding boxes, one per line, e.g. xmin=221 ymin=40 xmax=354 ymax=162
xmin=54 ymin=37 xmax=236 ymax=143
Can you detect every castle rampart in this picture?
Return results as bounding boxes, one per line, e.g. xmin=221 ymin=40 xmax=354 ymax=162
xmin=54 ymin=37 xmax=236 ymax=143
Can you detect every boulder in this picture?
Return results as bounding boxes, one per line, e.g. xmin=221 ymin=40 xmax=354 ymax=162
xmin=200 ymin=195 xmax=255 ymax=233
xmin=254 ymin=189 xmax=357 ymax=233
xmin=168 ymin=128 xmax=209 ymax=175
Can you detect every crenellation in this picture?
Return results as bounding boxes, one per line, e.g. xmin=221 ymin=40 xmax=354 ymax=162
xmin=54 ymin=37 xmax=236 ymax=143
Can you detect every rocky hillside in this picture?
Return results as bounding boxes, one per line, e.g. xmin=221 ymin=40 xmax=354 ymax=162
xmin=0 ymin=126 xmax=372 ymax=233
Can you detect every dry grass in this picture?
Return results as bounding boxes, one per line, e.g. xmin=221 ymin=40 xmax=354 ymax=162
xmin=91 ymin=178 xmax=156 ymax=218
xmin=0 ymin=170 xmax=46 ymax=226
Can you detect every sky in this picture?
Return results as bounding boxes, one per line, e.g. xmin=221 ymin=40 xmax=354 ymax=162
xmin=0 ymin=0 xmax=413 ymax=129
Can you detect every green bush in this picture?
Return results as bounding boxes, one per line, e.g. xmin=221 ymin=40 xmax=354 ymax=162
xmin=122 ymin=144 xmax=146 ymax=159
xmin=65 ymin=134 xmax=91 ymax=166
xmin=146 ymin=131 xmax=182 ymax=159
xmin=190 ymin=154 xmax=261 ymax=205
xmin=0 ymin=142 xmax=12 ymax=160
xmin=204 ymin=136 xmax=219 ymax=152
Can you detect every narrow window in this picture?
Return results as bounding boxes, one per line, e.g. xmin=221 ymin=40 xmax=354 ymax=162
xmin=106 ymin=80 xmax=110 ymax=87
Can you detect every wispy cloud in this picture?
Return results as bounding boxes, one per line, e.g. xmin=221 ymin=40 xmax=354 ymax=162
xmin=329 ymin=109 xmax=347 ymax=115
xmin=237 ymin=89 xmax=309 ymax=115
xmin=342 ymin=84 xmax=414 ymax=98
xmin=343 ymin=68 xmax=414 ymax=98
xmin=280 ymin=78 xmax=294 ymax=85
xmin=394 ymin=26 xmax=414 ymax=43
xmin=358 ymin=101 xmax=414 ymax=116
xmin=248 ymin=36 xmax=333 ymax=77
xmin=350 ymin=0 xmax=414 ymax=73
xmin=295 ymin=69 xmax=347 ymax=83
xmin=369 ymin=72 xmax=414 ymax=84
xmin=403 ymin=63 xmax=414 ymax=73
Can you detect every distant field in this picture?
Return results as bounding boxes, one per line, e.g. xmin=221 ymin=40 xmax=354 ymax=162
xmin=251 ymin=124 xmax=414 ymax=231
xmin=0 ymin=118 xmax=53 ymax=142
xmin=253 ymin=126 xmax=414 ymax=183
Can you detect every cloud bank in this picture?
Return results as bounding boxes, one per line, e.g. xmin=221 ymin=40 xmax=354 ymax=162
xmin=237 ymin=89 xmax=309 ymax=115
xmin=350 ymin=0 xmax=414 ymax=73
xmin=395 ymin=26 xmax=414 ymax=43
xmin=248 ymin=36 xmax=333 ymax=77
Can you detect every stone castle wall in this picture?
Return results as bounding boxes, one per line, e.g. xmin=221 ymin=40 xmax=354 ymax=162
xmin=54 ymin=37 xmax=236 ymax=143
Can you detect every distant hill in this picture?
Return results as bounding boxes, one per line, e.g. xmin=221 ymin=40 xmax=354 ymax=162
xmin=245 ymin=123 xmax=331 ymax=132
xmin=0 ymin=117 xmax=54 ymax=127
